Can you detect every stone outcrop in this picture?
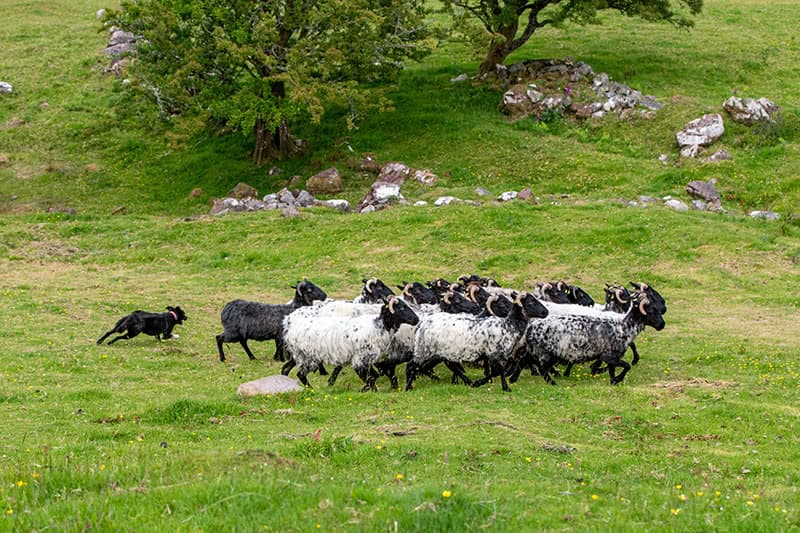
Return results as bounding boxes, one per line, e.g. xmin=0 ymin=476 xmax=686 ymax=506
xmin=723 ymin=96 xmax=780 ymax=125
xmin=306 ymin=167 xmax=343 ymax=195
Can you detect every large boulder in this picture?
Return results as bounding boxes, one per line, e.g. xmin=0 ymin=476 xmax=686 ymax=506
xmin=228 ymin=182 xmax=259 ymax=199
xmin=676 ymin=114 xmax=725 ymax=148
xmin=237 ymin=375 xmax=303 ymax=397
xmin=378 ymin=162 xmax=411 ymax=185
xmin=686 ymin=179 xmax=722 ymax=211
xmin=306 ymin=167 xmax=343 ymax=195
xmin=723 ymin=96 xmax=780 ymax=125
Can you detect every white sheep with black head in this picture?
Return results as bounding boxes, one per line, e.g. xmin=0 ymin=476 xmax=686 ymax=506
xmin=282 ymin=297 xmax=419 ymax=391
xmin=524 ymin=290 xmax=666 ymax=386
xmin=407 ymin=292 xmax=549 ymax=392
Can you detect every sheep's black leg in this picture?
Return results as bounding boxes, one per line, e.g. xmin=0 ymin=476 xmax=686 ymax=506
xmin=273 ymin=337 xmax=285 ymax=361
xmin=296 ymin=368 xmax=312 ymax=388
xmin=611 ymin=360 xmax=631 ymax=385
xmin=540 ymin=357 xmax=557 ymax=385
xmin=445 ymin=361 xmax=472 ymax=386
xmin=317 ymin=364 xmax=329 ymax=376
xmin=630 ymin=342 xmax=640 ymax=366
xmin=499 ymin=365 xmax=511 ymax=392
xmin=375 ymin=362 xmax=399 ymax=390
xmin=240 ymin=340 xmax=257 ymax=360
xmin=216 ymin=334 xmax=226 ymax=362
xmin=508 ymin=360 xmax=523 ymax=383
xmin=355 ymin=367 xmax=375 ymax=392
xmin=590 ymin=360 xmax=606 ymax=375
xmin=563 ymin=362 xmax=573 ymax=377
xmin=405 ymin=362 xmax=418 ymax=391
xmin=281 ymin=358 xmax=296 ymax=376
xmin=327 ymin=366 xmax=343 ymax=386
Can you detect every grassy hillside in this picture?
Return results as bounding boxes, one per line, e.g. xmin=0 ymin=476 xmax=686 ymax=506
xmin=1 ymin=0 xmax=799 ymax=531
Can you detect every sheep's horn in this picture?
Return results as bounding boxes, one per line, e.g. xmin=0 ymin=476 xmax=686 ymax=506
xmin=544 ymin=282 xmax=553 ymax=290
xmin=468 ymin=285 xmax=479 ymax=302
xmin=557 ymin=280 xmax=566 ymax=291
xmin=486 ymin=294 xmax=498 ymax=316
xmin=443 ymin=292 xmax=452 ymax=304
xmin=365 ymin=278 xmax=376 ymax=293
xmin=449 ymin=283 xmax=460 ymax=291
xmin=638 ymin=297 xmax=649 ymax=316
xmin=388 ymin=297 xmax=396 ymax=314
xmin=615 ymin=288 xmax=626 ymax=304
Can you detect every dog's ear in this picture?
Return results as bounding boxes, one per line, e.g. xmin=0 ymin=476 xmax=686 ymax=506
xmin=166 ymin=306 xmax=174 ymax=311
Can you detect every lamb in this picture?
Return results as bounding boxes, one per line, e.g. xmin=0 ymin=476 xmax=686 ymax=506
xmin=282 ymin=297 xmax=419 ymax=391
xmin=406 ymin=292 xmax=549 ymax=392
xmin=215 ymin=279 xmax=327 ymax=362
xmin=524 ymin=290 xmax=665 ymax=385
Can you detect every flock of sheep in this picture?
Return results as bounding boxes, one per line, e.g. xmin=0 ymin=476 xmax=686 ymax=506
xmin=215 ymin=275 xmax=667 ymax=392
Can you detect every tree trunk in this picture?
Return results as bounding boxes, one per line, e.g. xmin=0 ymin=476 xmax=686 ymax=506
xmin=251 ymin=80 xmax=295 ymax=167
xmin=478 ymin=39 xmax=513 ymax=78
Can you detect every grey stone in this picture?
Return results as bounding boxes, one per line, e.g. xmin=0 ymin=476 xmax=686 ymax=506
xmin=95 ymin=8 xmax=106 ymax=19
xmin=723 ymin=96 xmax=780 ymax=125
xmin=434 ymin=196 xmax=460 ymax=206
xmin=703 ymin=149 xmax=732 ymax=163
xmin=237 ymin=375 xmax=303 ymax=397
xmin=413 ymin=169 xmax=438 ymax=186
xmin=676 ymin=114 xmax=724 ymax=147
xmin=450 ymin=73 xmax=468 ymax=82
xmin=108 ymin=29 xmax=135 ymax=47
xmin=691 ymin=200 xmax=708 ymax=211
xmin=475 ymin=187 xmax=492 ymax=197
xmin=378 ymin=161 xmax=411 ymax=185
xmin=263 ymin=193 xmax=278 ymax=203
xmin=0 ymin=82 xmax=12 ymax=94
xmin=658 ymin=154 xmax=670 ymax=165
xmin=498 ymin=191 xmax=518 ymax=202
xmin=228 ymin=182 xmax=259 ymax=199
xmin=276 ymin=187 xmax=296 ymax=206
xmin=749 ymin=210 xmax=780 ymax=221
xmin=242 ymin=198 xmax=267 ymax=211
xmin=414 ymin=201 xmax=428 ymax=206
xmin=294 ymin=190 xmax=316 ymax=207
xmin=686 ymin=179 xmax=721 ymax=210
xmin=306 ymin=167 xmax=343 ymax=195
xmin=373 ymin=182 xmax=403 ymax=202
xmin=360 ymin=205 xmax=376 ymax=214
xmin=680 ymin=144 xmax=702 ymax=159
xmin=46 ymin=206 xmax=77 ymax=215
xmin=357 ymin=153 xmax=380 ymax=173
xmin=592 ymin=111 xmax=606 ymax=119
xmin=518 ymin=188 xmax=533 ymax=200
xmin=664 ymin=199 xmax=689 ymax=212
xmin=502 ymin=86 xmax=534 ymax=117
xmin=321 ymin=199 xmax=350 ymax=212
xmin=281 ymin=204 xmax=300 ymax=218
xmin=638 ymin=195 xmax=658 ymax=204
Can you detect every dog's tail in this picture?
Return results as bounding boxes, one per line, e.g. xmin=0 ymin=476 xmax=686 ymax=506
xmin=96 ymin=314 xmax=133 ymax=344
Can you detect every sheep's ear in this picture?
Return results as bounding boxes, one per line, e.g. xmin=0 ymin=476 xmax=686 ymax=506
xmin=362 ymin=278 xmax=368 ymax=284
xmin=290 ymin=284 xmax=297 ymax=289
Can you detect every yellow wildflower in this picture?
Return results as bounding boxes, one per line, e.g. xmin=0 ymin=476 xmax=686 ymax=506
xmin=442 ymin=490 xmax=452 ymax=498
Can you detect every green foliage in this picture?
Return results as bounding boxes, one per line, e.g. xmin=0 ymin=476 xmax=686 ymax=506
xmin=107 ymin=0 xmax=434 ymax=162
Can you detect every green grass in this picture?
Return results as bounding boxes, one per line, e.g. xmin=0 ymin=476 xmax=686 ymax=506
xmin=1 ymin=0 xmax=800 ymax=530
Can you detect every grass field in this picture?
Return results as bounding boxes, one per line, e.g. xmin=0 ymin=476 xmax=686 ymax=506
xmin=1 ymin=0 xmax=800 ymax=531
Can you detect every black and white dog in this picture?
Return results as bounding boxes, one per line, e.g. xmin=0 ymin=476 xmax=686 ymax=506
xmin=97 ymin=306 xmax=188 ymax=345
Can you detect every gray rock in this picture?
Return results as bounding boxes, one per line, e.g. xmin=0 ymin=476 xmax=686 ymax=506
xmin=658 ymin=154 xmax=670 ymax=165
xmin=46 ymin=206 xmax=77 ymax=215
xmin=680 ymin=144 xmax=702 ymax=159
xmin=413 ymin=169 xmax=438 ymax=186
xmin=276 ymin=187 xmax=296 ymax=206
xmin=638 ymin=195 xmax=658 ymax=204
xmin=320 ymin=199 xmax=350 ymax=212
xmin=450 ymin=73 xmax=468 ymax=82
xmin=306 ymin=167 xmax=343 ymax=195
xmin=228 ymin=182 xmax=259 ymax=199
xmin=686 ymin=179 xmax=721 ymax=210
xmin=237 ymin=375 xmax=303 ymax=397
xmin=502 ymin=86 xmax=534 ymax=117
xmin=664 ymin=199 xmax=689 ymax=212
xmin=356 ymin=181 xmax=404 ymax=213
xmin=0 ymin=82 xmax=12 ymax=94
xmin=676 ymin=114 xmax=724 ymax=147
xmin=294 ymin=190 xmax=316 ymax=207
xmin=475 ymin=187 xmax=492 ymax=197
xmin=749 ymin=210 xmax=780 ymax=221
xmin=360 ymin=205 xmax=376 ymax=214
xmin=95 ymin=8 xmax=106 ymax=20
xmin=263 ymin=193 xmax=278 ymax=203
xmin=108 ymin=29 xmax=135 ymax=47
xmin=592 ymin=111 xmax=606 ymax=119
xmin=691 ymin=200 xmax=707 ymax=211
xmin=498 ymin=191 xmax=518 ymax=202
xmin=281 ymin=204 xmax=300 ymax=218
xmin=518 ymin=188 xmax=533 ymax=200
xmin=241 ymin=198 xmax=267 ymax=211
xmin=434 ymin=196 xmax=460 ymax=206
xmin=356 ymin=153 xmax=380 ymax=173
xmin=723 ymin=96 xmax=780 ymax=125
xmin=703 ymin=149 xmax=732 ymax=163
xmin=414 ymin=201 xmax=428 ymax=206
xmin=378 ymin=162 xmax=411 ymax=185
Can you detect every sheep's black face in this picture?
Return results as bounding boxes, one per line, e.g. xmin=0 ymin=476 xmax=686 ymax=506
xmin=541 ymin=283 xmax=570 ymax=304
xmin=631 ymin=282 xmax=666 ymax=315
xmin=469 ymin=286 xmax=490 ymax=307
xmin=458 ymin=274 xmax=482 ymax=286
xmin=362 ymin=277 xmax=395 ymax=302
xmin=604 ymin=285 xmax=631 ymax=313
xmin=382 ymin=297 xmax=419 ymax=329
xmin=519 ymin=293 xmax=549 ymax=319
xmin=167 ymin=306 xmax=188 ymax=323
xmin=567 ymin=285 xmax=595 ymax=307
xmin=426 ymin=278 xmax=451 ymax=296
xmin=482 ymin=277 xmax=501 ymax=287
xmin=485 ymin=295 xmax=513 ymax=317
xmin=442 ymin=291 xmax=480 ymax=314
xmin=399 ymin=282 xmax=438 ymax=305
xmin=633 ymin=294 xmax=666 ymax=331
xmin=295 ymin=280 xmax=327 ymax=305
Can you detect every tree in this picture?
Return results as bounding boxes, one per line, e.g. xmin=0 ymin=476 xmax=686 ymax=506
xmin=444 ymin=0 xmax=703 ymax=78
xmin=109 ymin=0 xmax=432 ymax=165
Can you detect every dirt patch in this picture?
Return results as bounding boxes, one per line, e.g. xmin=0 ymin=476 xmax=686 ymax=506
xmin=374 ymin=424 xmax=425 ymax=437
xmin=651 ymin=378 xmax=737 ymax=392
